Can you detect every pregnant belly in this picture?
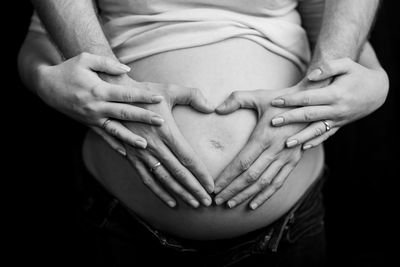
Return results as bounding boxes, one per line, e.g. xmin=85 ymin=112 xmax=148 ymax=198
xmin=83 ymin=38 xmax=324 ymax=240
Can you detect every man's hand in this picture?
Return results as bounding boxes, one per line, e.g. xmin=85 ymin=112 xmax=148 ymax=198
xmin=213 ymin=85 xmax=309 ymax=210
xmin=103 ymin=75 xmax=215 ymax=209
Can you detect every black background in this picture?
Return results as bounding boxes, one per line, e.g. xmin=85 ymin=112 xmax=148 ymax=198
xmin=6 ymin=1 xmax=399 ymax=265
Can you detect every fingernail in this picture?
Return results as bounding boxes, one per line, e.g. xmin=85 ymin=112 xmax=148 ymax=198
xmin=189 ymin=199 xmax=200 ymax=208
xmin=227 ymin=200 xmax=236 ymax=208
xmin=272 ymin=117 xmax=284 ymax=126
xmin=151 ymin=116 xmax=165 ymax=125
xmin=250 ymin=202 xmax=258 ymax=210
xmin=206 ymin=185 xmax=214 ymax=194
xmin=203 ymin=198 xmax=212 ymax=207
xmin=271 ymin=98 xmax=285 ymax=106
xmin=303 ymin=144 xmax=313 ymax=150
xmin=151 ymin=95 xmax=164 ymax=102
xmin=167 ymin=201 xmax=176 ymax=208
xmin=214 ymin=186 xmax=222 ymax=194
xmin=215 ymin=198 xmax=224 ymax=206
xmin=286 ymin=139 xmax=298 ymax=148
xmin=307 ymin=68 xmax=322 ymax=81
xmin=117 ymin=149 xmax=126 ymax=156
xmin=135 ymin=140 xmax=147 ymax=149
xmin=118 ymin=64 xmax=131 ymax=72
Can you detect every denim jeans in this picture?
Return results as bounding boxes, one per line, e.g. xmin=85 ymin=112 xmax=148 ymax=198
xmin=77 ymin=161 xmax=327 ymax=267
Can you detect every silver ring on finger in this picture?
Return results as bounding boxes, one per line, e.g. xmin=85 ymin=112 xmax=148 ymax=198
xmin=150 ymin=161 xmax=162 ymax=173
xmin=102 ymin=118 xmax=112 ymax=129
xmin=322 ymin=120 xmax=332 ymax=132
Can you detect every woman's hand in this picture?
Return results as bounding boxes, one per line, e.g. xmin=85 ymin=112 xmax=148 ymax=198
xmin=36 ymin=52 xmax=165 ymax=150
xmin=213 ymin=87 xmax=308 ymax=210
xmin=109 ymin=80 xmax=216 ymax=209
xmin=270 ymin=58 xmax=389 ymax=150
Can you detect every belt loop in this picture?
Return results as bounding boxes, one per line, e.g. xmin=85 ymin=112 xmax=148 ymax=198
xmin=269 ymin=211 xmax=295 ymax=252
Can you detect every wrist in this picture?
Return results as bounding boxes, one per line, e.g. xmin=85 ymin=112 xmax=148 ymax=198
xmin=34 ymin=63 xmax=52 ymax=99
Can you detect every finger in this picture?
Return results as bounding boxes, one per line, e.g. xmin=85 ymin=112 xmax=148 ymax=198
xmin=307 ymin=58 xmax=355 ymax=81
xmin=214 ymin=151 xmax=276 ymax=206
xmin=133 ymin=158 xmax=177 ymax=208
xmin=105 ymin=84 xmax=164 ymax=104
xmin=79 ymin=52 xmax=132 ymax=75
xmin=302 ymin=127 xmax=339 ymax=150
xmin=101 ymin=118 xmax=147 ymax=148
xmin=139 ymin=152 xmax=200 ymax=208
xmin=285 ymin=120 xmax=336 ymax=147
xmin=271 ymin=88 xmax=336 ymax=108
xmin=169 ymin=85 xmax=214 ymax=113
xmin=225 ymin=161 xmax=283 ymax=209
xmin=102 ymin=102 xmax=164 ymax=125
xmin=215 ymin=91 xmax=257 ymax=114
xmin=214 ymin=133 xmax=267 ymax=194
xmin=249 ymin=164 xmax=294 ymax=210
xmin=149 ymin=141 xmax=212 ymax=206
xmin=163 ymin=125 xmax=215 ymax=195
xmin=91 ymin=126 xmax=126 ymax=156
xmin=271 ymin=106 xmax=335 ymax=126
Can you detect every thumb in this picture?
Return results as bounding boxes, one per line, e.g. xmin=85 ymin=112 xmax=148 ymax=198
xmin=307 ymin=58 xmax=354 ymax=81
xmin=216 ymin=91 xmax=257 ymax=115
xmin=170 ymin=86 xmax=215 ymax=113
xmin=83 ymin=53 xmax=131 ymax=75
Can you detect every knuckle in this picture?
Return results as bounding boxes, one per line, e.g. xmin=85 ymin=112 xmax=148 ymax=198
xmin=100 ymin=57 xmax=109 ymax=67
xmin=230 ymin=91 xmax=240 ymax=100
xmin=141 ymin=176 xmax=153 ymax=187
xmin=72 ymin=91 xmax=87 ymax=104
xmin=335 ymin=106 xmax=348 ymax=120
xmin=273 ymin=181 xmax=284 ymax=190
xmin=82 ymin=103 xmax=97 ymax=116
xmin=172 ymin=167 xmax=186 ymax=179
xmin=141 ymin=112 xmax=153 ymax=123
xmin=238 ymin=158 xmax=252 ymax=172
xmin=190 ymin=87 xmax=200 ymax=98
xmin=314 ymin=127 xmax=323 ymax=137
xmin=122 ymin=90 xmax=136 ymax=102
xmin=77 ymin=52 xmax=90 ymax=62
xmin=258 ymin=177 xmax=270 ymax=188
xmin=107 ymin=125 xmax=119 ymax=137
xmin=254 ymin=133 xmax=270 ymax=149
xmin=245 ymin=169 xmax=261 ymax=184
xmin=89 ymin=84 xmax=103 ymax=99
xmin=224 ymin=187 xmax=237 ymax=197
xmin=119 ymin=108 xmax=131 ymax=120
xmin=301 ymin=96 xmax=311 ymax=105
xmin=303 ymin=110 xmax=316 ymax=122
xmin=292 ymin=153 xmax=302 ymax=163
xmin=175 ymin=189 xmax=187 ymax=197
xmin=180 ymin=156 xmax=194 ymax=168
xmin=157 ymin=173 xmax=169 ymax=183
xmin=164 ymin=83 xmax=175 ymax=94
xmin=160 ymin=127 xmax=174 ymax=143
xmin=321 ymin=62 xmax=332 ymax=74
xmin=193 ymin=187 xmax=204 ymax=196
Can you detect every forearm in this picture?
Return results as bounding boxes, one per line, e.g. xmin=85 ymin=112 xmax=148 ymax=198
xmin=17 ymin=32 xmax=61 ymax=94
xmin=31 ymin=0 xmax=115 ymax=59
xmin=309 ymin=0 xmax=380 ymax=70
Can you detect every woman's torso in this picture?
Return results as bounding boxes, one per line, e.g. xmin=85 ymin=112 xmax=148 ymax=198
xmin=83 ymin=37 xmax=324 ymax=240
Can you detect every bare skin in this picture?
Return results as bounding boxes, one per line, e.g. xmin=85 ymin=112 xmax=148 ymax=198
xmin=26 ymin=0 xmax=386 ymax=210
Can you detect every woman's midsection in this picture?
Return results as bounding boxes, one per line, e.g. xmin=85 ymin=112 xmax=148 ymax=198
xmin=83 ymin=38 xmax=324 ymax=240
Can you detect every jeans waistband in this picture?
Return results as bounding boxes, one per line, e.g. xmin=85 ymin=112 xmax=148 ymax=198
xmin=78 ymin=157 xmax=326 ymax=254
